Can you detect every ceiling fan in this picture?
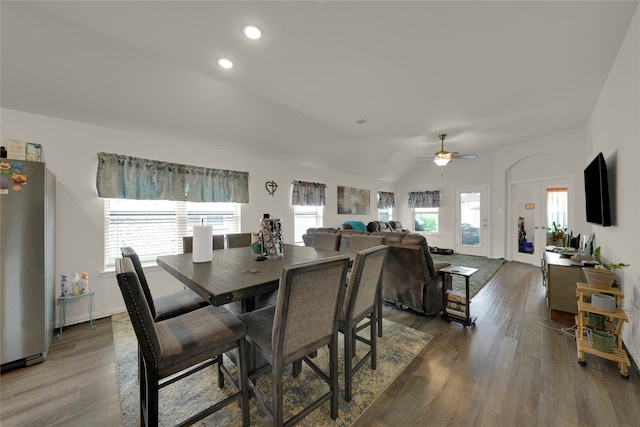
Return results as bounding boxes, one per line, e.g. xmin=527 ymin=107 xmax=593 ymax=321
xmin=416 ymin=134 xmax=477 ymax=166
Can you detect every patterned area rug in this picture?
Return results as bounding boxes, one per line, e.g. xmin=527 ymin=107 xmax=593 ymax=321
xmin=431 ymin=253 xmax=506 ymax=299
xmin=112 ymin=312 xmax=431 ymax=426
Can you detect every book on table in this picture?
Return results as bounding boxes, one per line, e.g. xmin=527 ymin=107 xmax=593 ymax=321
xmin=446 ymin=290 xmax=467 ymax=316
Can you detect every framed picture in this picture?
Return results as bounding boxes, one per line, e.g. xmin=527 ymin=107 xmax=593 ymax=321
xmin=337 ymin=186 xmax=370 ymax=215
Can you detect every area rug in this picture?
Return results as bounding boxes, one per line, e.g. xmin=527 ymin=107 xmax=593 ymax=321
xmin=431 ymin=253 xmax=505 ymax=299
xmin=112 ymin=312 xmax=431 ymax=426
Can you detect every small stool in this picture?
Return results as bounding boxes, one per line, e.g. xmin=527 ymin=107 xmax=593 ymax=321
xmin=56 ymin=290 xmax=96 ymax=339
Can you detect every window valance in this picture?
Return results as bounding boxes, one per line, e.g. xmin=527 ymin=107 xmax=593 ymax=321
xmin=96 ymin=152 xmax=249 ymax=203
xmin=291 ymin=180 xmax=326 ymax=206
xmin=408 ymin=190 xmax=440 ymax=208
xmin=377 ymin=191 xmax=395 ymax=209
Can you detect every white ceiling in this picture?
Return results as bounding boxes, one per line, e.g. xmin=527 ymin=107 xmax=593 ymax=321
xmin=1 ymin=1 xmax=637 ymax=182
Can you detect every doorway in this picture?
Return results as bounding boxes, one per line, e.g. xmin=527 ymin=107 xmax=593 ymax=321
xmin=455 ymin=185 xmax=489 ymax=257
xmin=509 ymin=177 xmax=572 ymax=265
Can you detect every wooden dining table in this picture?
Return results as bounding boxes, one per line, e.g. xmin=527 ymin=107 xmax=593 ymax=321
xmin=157 ymin=244 xmax=348 ymax=311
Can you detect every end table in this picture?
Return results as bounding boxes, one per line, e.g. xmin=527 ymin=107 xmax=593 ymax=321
xmin=56 ymin=290 xmax=96 ymax=339
xmin=440 ymin=265 xmax=478 ymax=327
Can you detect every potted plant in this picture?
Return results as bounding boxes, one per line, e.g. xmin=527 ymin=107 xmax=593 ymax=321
xmin=582 ymin=246 xmax=629 ymax=288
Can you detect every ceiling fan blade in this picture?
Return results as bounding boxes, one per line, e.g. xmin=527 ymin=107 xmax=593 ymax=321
xmin=452 ymin=154 xmax=477 ymax=159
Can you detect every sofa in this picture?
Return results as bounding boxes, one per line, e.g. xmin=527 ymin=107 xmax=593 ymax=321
xmin=301 ymin=227 xmax=369 ymax=252
xmin=302 ymin=227 xmax=451 ymax=315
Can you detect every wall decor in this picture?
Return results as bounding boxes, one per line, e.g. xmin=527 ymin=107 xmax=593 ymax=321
xmin=337 ymin=185 xmax=370 ymax=215
xmin=265 ymin=180 xmax=278 ymax=197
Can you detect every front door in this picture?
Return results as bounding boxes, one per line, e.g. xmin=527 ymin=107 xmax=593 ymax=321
xmin=455 ymin=185 xmax=489 ymax=257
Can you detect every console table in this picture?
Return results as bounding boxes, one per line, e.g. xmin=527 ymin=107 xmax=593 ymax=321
xmin=56 ymin=290 xmax=96 ymax=339
xmin=542 ymin=251 xmax=585 ymax=322
xmin=440 ymin=265 xmax=478 ymax=327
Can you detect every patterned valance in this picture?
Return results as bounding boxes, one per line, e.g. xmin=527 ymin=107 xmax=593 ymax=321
xmin=408 ymin=190 xmax=440 ymax=208
xmin=291 ymin=180 xmax=326 ymax=206
xmin=377 ymin=191 xmax=395 ymax=209
xmin=96 ymin=153 xmax=249 ymax=203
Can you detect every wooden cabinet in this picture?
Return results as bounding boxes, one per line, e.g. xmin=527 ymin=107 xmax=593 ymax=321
xmin=542 ymin=251 xmax=584 ymax=321
xmin=575 ymin=282 xmax=630 ymax=378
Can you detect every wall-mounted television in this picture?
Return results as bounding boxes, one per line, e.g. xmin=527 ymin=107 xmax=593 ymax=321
xmin=584 ymin=152 xmax=611 ymax=226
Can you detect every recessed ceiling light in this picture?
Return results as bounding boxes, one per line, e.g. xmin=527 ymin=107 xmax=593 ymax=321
xmin=243 ymin=25 xmax=262 ymax=40
xmin=217 ymin=58 xmax=234 ymax=69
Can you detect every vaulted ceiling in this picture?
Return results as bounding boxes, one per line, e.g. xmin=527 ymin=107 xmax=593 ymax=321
xmin=1 ymin=1 xmax=637 ymax=181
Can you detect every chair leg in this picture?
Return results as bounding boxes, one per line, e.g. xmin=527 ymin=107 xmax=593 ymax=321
xmin=273 ymin=359 xmax=284 ymax=427
xmin=330 ymin=338 xmax=339 ymax=419
xmin=377 ymin=290 xmax=383 ymax=338
xmin=344 ymin=324 xmax=354 ymax=402
xmin=292 ymin=359 xmax=302 ymax=378
xmin=217 ymin=354 xmax=225 ymax=388
xmin=371 ymin=313 xmax=377 ymax=370
xmin=140 ymin=356 xmax=159 ymax=427
xmin=237 ymin=339 xmax=250 ymax=427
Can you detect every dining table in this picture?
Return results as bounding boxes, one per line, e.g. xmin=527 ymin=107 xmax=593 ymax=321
xmin=157 ymin=243 xmax=349 ymax=312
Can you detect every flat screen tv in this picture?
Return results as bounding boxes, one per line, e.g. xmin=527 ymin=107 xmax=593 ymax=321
xmin=584 ymin=152 xmax=611 ymax=226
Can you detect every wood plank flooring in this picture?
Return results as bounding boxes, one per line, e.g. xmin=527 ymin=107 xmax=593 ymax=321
xmin=2 ymin=261 xmax=639 ymax=426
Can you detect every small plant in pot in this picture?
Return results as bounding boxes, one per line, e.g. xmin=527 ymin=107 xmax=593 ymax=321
xmin=582 ymin=247 xmax=629 ymax=289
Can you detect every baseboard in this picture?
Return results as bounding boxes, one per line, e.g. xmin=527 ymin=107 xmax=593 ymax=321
xmin=55 ymin=306 xmax=125 ymax=328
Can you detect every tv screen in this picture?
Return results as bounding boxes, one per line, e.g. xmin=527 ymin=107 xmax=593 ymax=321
xmin=584 ymin=152 xmax=611 ymax=226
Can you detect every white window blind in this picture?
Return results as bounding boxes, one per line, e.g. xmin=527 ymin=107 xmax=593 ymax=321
xmin=378 ymin=208 xmax=392 ymax=222
xmin=104 ymin=199 xmax=240 ymax=268
xmin=293 ymin=205 xmax=323 ymax=245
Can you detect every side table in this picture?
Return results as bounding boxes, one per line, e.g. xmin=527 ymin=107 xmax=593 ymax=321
xmin=56 ymin=290 xmax=96 ymax=339
xmin=440 ymin=265 xmax=479 ymax=327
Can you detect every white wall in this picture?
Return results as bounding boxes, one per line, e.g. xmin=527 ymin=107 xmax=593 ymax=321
xmin=397 ymin=127 xmax=588 ymax=259
xmin=586 ymin=6 xmax=640 ymax=364
xmin=1 ymin=108 xmax=394 ymax=324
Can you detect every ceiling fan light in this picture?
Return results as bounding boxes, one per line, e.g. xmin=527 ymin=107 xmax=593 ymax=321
xmin=434 ymin=157 xmax=451 ymax=166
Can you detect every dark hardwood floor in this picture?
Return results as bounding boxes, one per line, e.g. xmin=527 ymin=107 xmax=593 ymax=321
xmin=2 ymin=261 xmax=638 ymax=426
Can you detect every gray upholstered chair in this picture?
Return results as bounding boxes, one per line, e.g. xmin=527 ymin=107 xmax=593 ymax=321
xmin=115 ymin=257 xmax=250 ymax=427
xmin=182 ymin=234 xmax=225 ymax=253
xmin=121 ymin=247 xmax=208 ymax=321
xmin=312 ymin=232 xmax=341 ymax=251
xmin=349 ymin=234 xmax=387 ymax=338
xmin=227 ymin=232 xmax=252 ymax=248
xmin=339 ymin=245 xmax=387 ymax=401
xmin=349 ymin=234 xmax=386 ymax=253
xmin=237 ymin=255 xmax=349 ymax=426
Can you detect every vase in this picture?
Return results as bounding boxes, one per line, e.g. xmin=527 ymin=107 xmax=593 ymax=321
xmin=582 ymin=267 xmax=616 ymax=289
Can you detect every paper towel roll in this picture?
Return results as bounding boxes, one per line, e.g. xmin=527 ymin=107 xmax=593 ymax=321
xmin=192 ymin=225 xmax=213 ymax=263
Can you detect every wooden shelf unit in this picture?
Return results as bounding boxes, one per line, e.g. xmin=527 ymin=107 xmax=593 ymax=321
xmin=440 ymin=266 xmax=478 ymax=327
xmin=575 ymin=282 xmax=630 ymax=378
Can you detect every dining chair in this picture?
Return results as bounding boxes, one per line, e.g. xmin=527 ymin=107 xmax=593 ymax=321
xmin=237 ymin=255 xmax=349 ymax=426
xmin=182 ymin=234 xmax=225 ymax=253
xmin=115 ymin=257 xmax=250 ymax=427
xmin=312 ymin=232 xmax=341 ymax=251
xmin=121 ymin=247 xmax=208 ymax=321
xmin=339 ymin=244 xmax=388 ymax=402
xmin=348 ymin=234 xmax=387 ymax=338
xmin=227 ymin=232 xmax=252 ymax=248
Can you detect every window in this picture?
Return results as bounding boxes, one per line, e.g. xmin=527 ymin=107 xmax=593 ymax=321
xmin=378 ymin=207 xmax=392 ymax=222
xmin=414 ymin=207 xmax=438 ymax=232
xmin=546 ymin=187 xmax=568 ymax=231
xmin=104 ymin=199 xmax=240 ymax=269
xmin=293 ymin=205 xmax=323 ymax=245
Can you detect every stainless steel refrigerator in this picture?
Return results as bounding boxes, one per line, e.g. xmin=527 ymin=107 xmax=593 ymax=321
xmin=1 ymin=159 xmax=55 ymax=368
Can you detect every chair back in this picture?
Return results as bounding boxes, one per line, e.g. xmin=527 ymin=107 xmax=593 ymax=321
xmin=115 ymin=257 xmax=161 ymax=366
xmin=272 ymin=256 xmax=349 ymax=363
xmin=121 ymin=246 xmax=156 ymax=318
xmin=312 ymin=232 xmax=341 ymax=251
xmin=182 ymin=235 xmax=225 ymax=253
xmin=349 ymin=235 xmax=386 ymax=253
xmin=343 ymin=245 xmax=388 ymax=322
xmin=227 ymin=233 xmax=252 ymax=248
